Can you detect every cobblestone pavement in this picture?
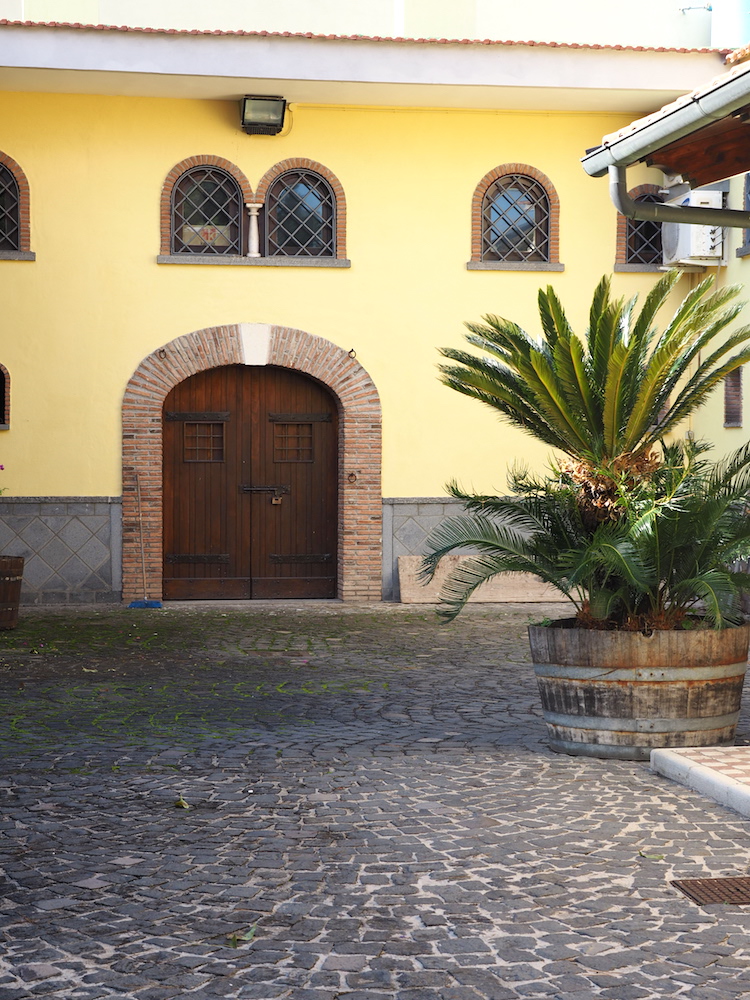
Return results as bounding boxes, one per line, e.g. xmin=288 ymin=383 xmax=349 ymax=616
xmin=2 ymin=601 xmax=750 ymax=1000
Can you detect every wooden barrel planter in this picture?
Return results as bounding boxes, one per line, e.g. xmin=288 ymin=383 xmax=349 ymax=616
xmin=0 ymin=556 xmax=24 ymax=630
xmin=528 ymin=621 xmax=750 ymax=760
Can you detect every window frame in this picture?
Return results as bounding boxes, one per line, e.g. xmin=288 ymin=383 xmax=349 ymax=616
xmin=170 ymin=165 xmax=245 ymax=257
xmin=724 ymin=367 xmax=743 ymax=428
xmin=158 ymin=157 xmax=350 ymax=267
xmin=468 ymin=164 xmax=562 ymax=271
xmin=0 ymin=152 xmax=34 ymax=261
xmin=263 ymin=168 xmax=337 ymax=259
xmin=736 ymin=173 xmax=750 ymax=259
xmin=0 ymin=364 xmax=9 ymax=430
xmin=614 ymin=184 xmax=664 ymax=272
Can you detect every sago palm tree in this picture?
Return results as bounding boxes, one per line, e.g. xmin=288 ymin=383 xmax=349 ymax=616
xmin=422 ymin=441 xmax=750 ymax=629
xmin=439 ymin=270 xmax=750 ymax=475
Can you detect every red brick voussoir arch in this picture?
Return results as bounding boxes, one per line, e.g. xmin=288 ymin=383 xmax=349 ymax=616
xmin=159 ymin=155 xmax=254 ymax=255
xmin=256 ymin=159 xmax=347 ymax=259
xmin=121 ymin=324 xmax=382 ymax=603
xmin=470 ymin=163 xmax=560 ymax=264
xmin=615 ymin=183 xmax=662 ymax=266
xmin=0 ymin=151 xmax=32 ymax=252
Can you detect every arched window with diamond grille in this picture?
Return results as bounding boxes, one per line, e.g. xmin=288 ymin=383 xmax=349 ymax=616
xmin=0 ymin=364 xmax=9 ymax=429
xmin=0 ymin=153 xmax=33 ymax=260
xmin=469 ymin=165 xmax=561 ymax=271
xmin=0 ymin=164 xmax=20 ymax=253
xmin=615 ymin=184 xmax=663 ymax=271
xmin=482 ymin=173 xmax=549 ymax=263
xmin=264 ymin=169 xmax=336 ymax=257
xmin=171 ymin=165 xmax=244 ymax=255
xmin=626 ymin=194 xmax=663 ymax=265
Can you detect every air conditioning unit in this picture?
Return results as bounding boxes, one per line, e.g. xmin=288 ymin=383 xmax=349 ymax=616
xmin=662 ymin=190 xmax=724 ymax=267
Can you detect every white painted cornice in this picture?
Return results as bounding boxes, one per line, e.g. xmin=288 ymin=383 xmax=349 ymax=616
xmin=0 ymin=22 xmax=727 ymax=112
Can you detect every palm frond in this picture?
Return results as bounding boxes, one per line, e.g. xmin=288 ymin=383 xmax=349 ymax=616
xmin=434 ymin=552 xmax=573 ymax=622
xmin=673 ymin=570 xmax=744 ymax=628
xmin=538 ymin=285 xmax=574 ymax=347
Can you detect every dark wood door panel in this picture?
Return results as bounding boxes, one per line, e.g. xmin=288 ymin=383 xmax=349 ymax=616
xmin=163 ymin=577 xmax=252 ymax=600
xmin=252 ymin=577 xmax=336 ymax=599
xmin=163 ymin=365 xmax=337 ymax=600
xmin=250 ymin=367 xmax=337 ymax=593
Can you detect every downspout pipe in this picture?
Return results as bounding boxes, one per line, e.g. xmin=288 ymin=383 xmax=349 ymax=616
xmin=609 ymin=164 xmax=750 ymax=228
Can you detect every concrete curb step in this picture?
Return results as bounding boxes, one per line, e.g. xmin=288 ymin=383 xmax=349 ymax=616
xmin=651 ymin=746 xmax=750 ymax=818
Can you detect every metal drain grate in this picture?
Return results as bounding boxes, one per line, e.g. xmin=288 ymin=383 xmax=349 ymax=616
xmin=671 ymin=877 xmax=750 ymax=906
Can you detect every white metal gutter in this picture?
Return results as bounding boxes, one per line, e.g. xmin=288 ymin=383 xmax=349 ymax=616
xmin=581 ymin=62 xmax=750 ymax=177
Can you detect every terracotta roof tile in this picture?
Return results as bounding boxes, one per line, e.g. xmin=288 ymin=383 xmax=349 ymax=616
xmin=0 ymin=18 xmax=730 ymax=54
xmin=727 ymin=42 xmax=750 ymax=64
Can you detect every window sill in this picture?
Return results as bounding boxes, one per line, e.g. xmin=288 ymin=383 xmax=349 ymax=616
xmin=0 ymin=250 xmax=35 ymax=261
xmin=0 ymin=424 xmax=8 ymax=431
xmin=466 ymin=261 xmax=564 ymax=271
xmin=157 ymin=254 xmax=350 ymax=268
xmin=614 ymin=263 xmax=663 ymax=272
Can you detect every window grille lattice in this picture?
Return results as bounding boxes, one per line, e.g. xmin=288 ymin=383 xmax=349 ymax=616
xmin=627 ymin=194 xmax=663 ymax=264
xmin=274 ymin=423 xmax=314 ymax=462
xmin=482 ymin=174 xmax=550 ymax=262
xmin=725 ymin=367 xmax=743 ymax=428
xmin=172 ymin=167 xmax=242 ymax=255
xmin=184 ymin=422 xmax=225 ymax=462
xmin=0 ymin=165 xmax=20 ymax=252
xmin=265 ymin=170 xmax=335 ymax=257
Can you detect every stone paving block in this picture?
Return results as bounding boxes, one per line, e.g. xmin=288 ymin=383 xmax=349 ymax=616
xmin=511 ymin=983 xmax=558 ymax=996
xmin=448 ymin=969 xmax=519 ymax=998
xmin=393 ymin=990 xmax=444 ymax=1000
xmin=321 ymin=954 xmax=368 ymax=971
xmin=271 ymin=992 xmax=338 ymax=1000
xmin=5 ymin=603 xmax=750 ymax=999
xmin=436 ymin=990 xmax=486 ymax=1000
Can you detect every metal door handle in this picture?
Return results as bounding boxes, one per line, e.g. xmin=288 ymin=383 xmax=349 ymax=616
xmin=238 ymin=484 xmax=290 ymax=499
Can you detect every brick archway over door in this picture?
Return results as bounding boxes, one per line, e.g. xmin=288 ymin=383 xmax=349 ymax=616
xmin=122 ymin=324 xmax=382 ymax=603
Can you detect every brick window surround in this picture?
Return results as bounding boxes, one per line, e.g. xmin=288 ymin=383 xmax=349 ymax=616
xmin=122 ymin=325 xmax=382 ymax=603
xmin=160 ymin=155 xmax=254 ymax=255
xmin=0 ymin=363 xmax=8 ymax=428
xmin=0 ymin=151 xmax=33 ymax=258
xmin=469 ymin=163 xmax=561 ymax=271
xmin=256 ymin=159 xmax=347 ymax=259
xmin=615 ymin=183 xmax=663 ymax=271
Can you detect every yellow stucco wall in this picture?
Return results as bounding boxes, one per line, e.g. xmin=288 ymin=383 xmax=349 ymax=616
xmin=0 ymin=90 xmax=689 ymax=498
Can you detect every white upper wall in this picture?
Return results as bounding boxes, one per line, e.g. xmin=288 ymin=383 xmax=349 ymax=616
xmin=0 ymin=0 xmax=739 ymax=49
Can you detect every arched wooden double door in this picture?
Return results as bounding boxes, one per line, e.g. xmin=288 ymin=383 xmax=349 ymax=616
xmin=163 ymin=365 xmax=338 ymax=599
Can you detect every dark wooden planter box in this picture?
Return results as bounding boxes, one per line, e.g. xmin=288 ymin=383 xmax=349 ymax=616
xmin=0 ymin=556 xmax=24 ymax=630
xmin=528 ymin=621 xmax=750 ymax=760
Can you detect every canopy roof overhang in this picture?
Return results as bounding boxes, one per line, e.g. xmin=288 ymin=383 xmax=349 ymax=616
xmin=582 ymin=56 xmax=750 ymax=187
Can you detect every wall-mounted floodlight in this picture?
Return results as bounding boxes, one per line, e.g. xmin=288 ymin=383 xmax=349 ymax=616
xmin=240 ymin=96 xmax=287 ymax=135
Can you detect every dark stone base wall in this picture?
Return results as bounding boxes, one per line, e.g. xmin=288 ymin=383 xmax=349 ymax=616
xmin=0 ymin=495 xmax=457 ymax=604
xmin=0 ymin=497 xmax=122 ymax=605
xmin=382 ymin=497 xmax=465 ymax=601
